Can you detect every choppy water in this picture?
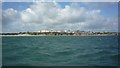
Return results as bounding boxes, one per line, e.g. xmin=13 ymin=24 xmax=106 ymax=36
xmin=2 ymin=36 xmax=119 ymax=66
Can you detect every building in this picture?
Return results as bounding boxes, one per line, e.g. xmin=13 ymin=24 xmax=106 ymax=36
xmin=41 ymin=30 xmax=50 ymax=32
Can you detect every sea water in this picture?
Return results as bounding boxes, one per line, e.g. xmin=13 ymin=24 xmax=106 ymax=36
xmin=2 ymin=36 xmax=119 ymax=66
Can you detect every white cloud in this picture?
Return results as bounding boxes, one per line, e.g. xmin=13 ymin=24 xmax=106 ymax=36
xmin=2 ymin=2 xmax=118 ymax=32
xmin=3 ymin=0 xmax=120 ymax=2
xmin=0 ymin=3 xmax=2 ymax=33
xmin=2 ymin=8 xmax=19 ymax=28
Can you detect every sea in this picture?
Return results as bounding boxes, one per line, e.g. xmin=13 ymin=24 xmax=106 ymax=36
xmin=2 ymin=36 xmax=119 ymax=67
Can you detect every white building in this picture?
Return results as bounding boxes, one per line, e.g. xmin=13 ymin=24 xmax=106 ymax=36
xmin=64 ymin=30 xmax=67 ymax=32
xmin=41 ymin=30 xmax=50 ymax=32
xmin=56 ymin=30 xmax=61 ymax=32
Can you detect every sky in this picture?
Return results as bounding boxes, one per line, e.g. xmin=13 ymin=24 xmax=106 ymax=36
xmin=2 ymin=2 xmax=118 ymax=33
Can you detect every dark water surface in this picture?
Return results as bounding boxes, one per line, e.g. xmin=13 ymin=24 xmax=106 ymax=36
xmin=2 ymin=36 xmax=119 ymax=66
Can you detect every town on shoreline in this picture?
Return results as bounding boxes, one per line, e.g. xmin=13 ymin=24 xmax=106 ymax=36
xmin=0 ymin=30 xmax=119 ymax=36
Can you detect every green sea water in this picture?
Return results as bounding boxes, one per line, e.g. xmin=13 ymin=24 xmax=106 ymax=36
xmin=2 ymin=36 xmax=119 ymax=66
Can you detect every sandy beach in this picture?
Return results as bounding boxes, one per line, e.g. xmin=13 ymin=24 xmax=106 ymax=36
xmin=0 ymin=34 xmax=115 ymax=37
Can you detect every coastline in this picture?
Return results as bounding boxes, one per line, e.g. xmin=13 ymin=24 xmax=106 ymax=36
xmin=0 ymin=34 xmax=116 ymax=37
xmin=1 ymin=31 xmax=118 ymax=37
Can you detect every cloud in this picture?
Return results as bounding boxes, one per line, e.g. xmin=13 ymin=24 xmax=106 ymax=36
xmin=2 ymin=2 xmax=118 ymax=32
xmin=2 ymin=8 xmax=21 ymax=32
xmin=0 ymin=3 xmax=1 ymax=33
xmin=2 ymin=8 xmax=18 ymax=25
xmin=3 ymin=0 xmax=120 ymax=2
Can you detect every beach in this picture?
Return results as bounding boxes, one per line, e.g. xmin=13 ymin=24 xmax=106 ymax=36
xmin=0 ymin=33 xmax=117 ymax=37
